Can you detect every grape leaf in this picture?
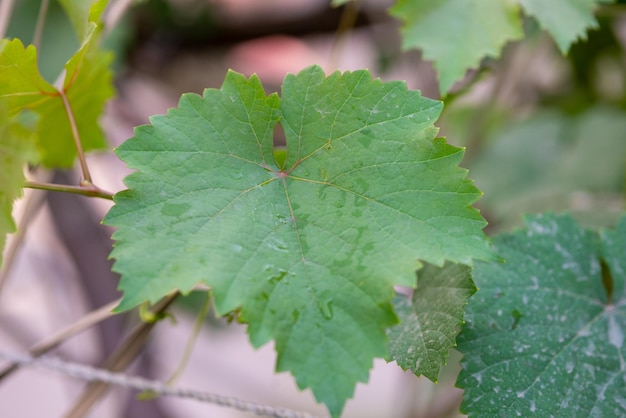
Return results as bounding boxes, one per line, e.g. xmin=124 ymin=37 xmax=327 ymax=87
xmin=390 ymin=0 xmax=524 ymax=93
xmin=518 ymin=0 xmax=599 ymax=52
xmin=0 ymin=27 xmax=112 ymax=167
xmin=457 ymin=213 xmax=626 ymax=416
xmin=45 ymin=24 xmax=113 ymax=166
xmin=104 ymin=65 xmax=494 ymax=416
xmin=0 ymin=109 xmax=38 ymax=267
xmin=390 ymin=0 xmax=604 ymax=93
xmin=388 ymin=262 xmax=475 ymax=381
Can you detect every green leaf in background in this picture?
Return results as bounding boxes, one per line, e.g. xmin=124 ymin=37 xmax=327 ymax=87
xmin=0 ymin=109 xmax=38 ymax=267
xmin=469 ymin=106 xmax=626 ymax=229
xmin=518 ymin=0 xmax=599 ymax=52
xmin=0 ymin=39 xmax=57 ymax=109
xmin=0 ymin=9 xmax=113 ymax=167
xmin=457 ymin=213 xmax=626 ymax=416
xmin=58 ymin=0 xmax=107 ymax=41
xmin=38 ymin=24 xmax=113 ymax=166
xmin=388 ymin=262 xmax=476 ymax=381
xmin=391 ymin=0 xmax=605 ymax=93
xmin=104 ymin=65 xmax=494 ymax=416
xmin=390 ymin=0 xmax=524 ymax=93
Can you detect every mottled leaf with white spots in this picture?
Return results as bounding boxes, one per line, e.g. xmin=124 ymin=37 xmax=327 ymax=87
xmin=457 ymin=213 xmax=626 ymax=416
xmin=388 ymin=262 xmax=475 ymax=381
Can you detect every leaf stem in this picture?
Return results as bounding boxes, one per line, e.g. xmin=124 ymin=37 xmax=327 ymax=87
xmin=24 ymin=180 xmax=114 ymax=200
xmin=32 ymin=0 xmax=49 ymax=51
xmin=58 ymin=88 xmax=93 ymax=185
xmin=104 ymin=0 xmax=134 ymax=37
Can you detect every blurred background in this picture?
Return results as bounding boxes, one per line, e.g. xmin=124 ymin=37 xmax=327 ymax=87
xmin=1 ymin=0 xmax=625 ymax=417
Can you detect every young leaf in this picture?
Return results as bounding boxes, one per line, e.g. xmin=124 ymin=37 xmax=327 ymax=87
xmin=104 ymin=65 xmax=494 ymax=416
xmin=388 ymin=262 xmax=476 ymax=381
xmin=457 ymin=213 xmax=626 ymax=416
xmin=390 ymin=0 xmax=524 ymax=92
xmin=0 ymin=30 xmax=112 ymax=167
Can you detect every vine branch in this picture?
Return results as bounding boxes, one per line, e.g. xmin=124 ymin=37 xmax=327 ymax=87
xmin=24 ymin=180 xmax=114 ymax=200
xmin=32 ymin=0 xmax=49 ymax=51
xmin=0 ymin=0 xmax=16 ymax=39
xmin=0 ymin=351 xmax=322 ymax=418
xmin=0 ymin=298 xmax=120 ymax=381
xmin=64 ymin=292 xmax=179 ymax=417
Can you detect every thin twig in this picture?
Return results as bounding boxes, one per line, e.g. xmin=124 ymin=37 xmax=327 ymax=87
xmin=0 ymin=350 xmax=322 ymax=418
xmin=58 ymin=89 xmax=93 ymax=185
xmin=0 ymin=298 xmax=120 ymax=381
xmin=166 ymin=292 xmax=211 ymax=387
xmin=64 ymin=293 xmax=179 ymax=418
xmin=32 ymin=0 xmax=49 ymax=51
xmin=103 ymin=0 xmax=135 ymax=37
xmin=0 ymin=0 xmax=16 ymax=39
xmin=328 ymin=0 xmax=362 ymax=70
xmin=24 ymin=181 xmax=114 ymax=200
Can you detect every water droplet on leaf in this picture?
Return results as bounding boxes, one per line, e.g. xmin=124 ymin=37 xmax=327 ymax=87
xmin=318 ymin=296 xmax=334 ymax=320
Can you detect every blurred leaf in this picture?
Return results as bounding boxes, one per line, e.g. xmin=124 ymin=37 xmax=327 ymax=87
xmin=5 ymin=0 xmax=78 ymax=81
xmin=518 ymin=0 xmax=599 ymax=52
xmin=390 ymin=0 xmax=605 ymax=93
xmin=58 ymin=0 xmax=107 ymax=41
xmin=0 ymin=28 xmax=113 ymax=167
xmin=0 ymin=110 xmax=38 ymax=267
xmin=388 ymin=262 xmax=476 ymax=381
xmin=457 ymin=213 xmax=626 ymax=416
xmin=390 ymin=0 xmax=524 ymax=92
xmin=470 ymin=106 xmax=626 ymax=228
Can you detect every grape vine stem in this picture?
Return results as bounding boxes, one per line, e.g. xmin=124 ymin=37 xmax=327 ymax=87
xmin=24 ymin=180 xmax=114 ymax=200
xmin=59 ymin=88 xmax=93 ymax=185
xmin=0 ymin=0 xmax=16 ymax=39
xmin=0 ymin=350 xmax=321 ymax=418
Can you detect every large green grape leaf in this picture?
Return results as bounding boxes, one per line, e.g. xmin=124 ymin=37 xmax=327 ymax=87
xmin=0 ymin=26 xmax=112 ymax=167
xmin=104 ymin=65 xmax=494 ymax=416
xmin=388 ymin=262 xmax=475 ymax=381
xmin=390 ymin=0 xmax=524 ymax=93
xmin=390 ymin=0 xmax=605 ymax=93
xmin=457 ymin=213 xmax=626 ymax=416
xmin=0 ymin=109 xmax=38 ymax=267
